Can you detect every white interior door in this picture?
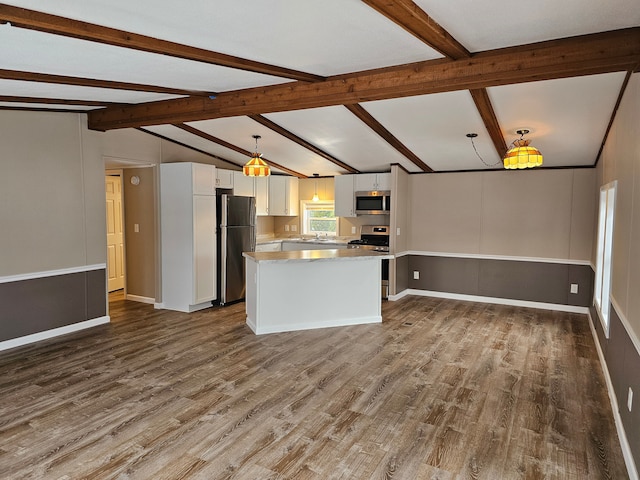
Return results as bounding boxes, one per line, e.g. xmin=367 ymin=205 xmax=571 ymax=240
xmin=105 ymin=175 xmax=125 ymax=292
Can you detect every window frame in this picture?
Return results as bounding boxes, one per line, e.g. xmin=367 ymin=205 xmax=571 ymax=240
xmin=593 ymin=181 xmax=616 ymax=337
xmin=300 ymin=200 xmax=338 ymax=237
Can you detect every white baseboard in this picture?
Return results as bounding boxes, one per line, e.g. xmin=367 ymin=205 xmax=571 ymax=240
xmin=125 ymin=294 xmax=155 ymax=304
xmin=586 ymin=310 xmax=639 ymax=480
xmin=153 ymin=301 xmax=212 ymax=313
xmin=247 ymin=316 xmax=382 ymax=335
xmin=388 ymin=289 xmax=411 ymax=301
xmin=0 ymin=316 xmax=110 ymax=352
xmin=390 ymin=289 xmax=589 ymax=314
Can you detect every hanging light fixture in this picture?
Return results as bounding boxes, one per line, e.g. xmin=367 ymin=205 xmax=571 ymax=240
xmin=312 ymin=173 xmax=319 ymax=202
xmin=243 ymin=134 xmax=271 ymax=177
xmin=503 ymin=129 xmax=543 ymax=170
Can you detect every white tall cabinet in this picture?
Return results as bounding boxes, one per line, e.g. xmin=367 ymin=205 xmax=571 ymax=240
xmin=160 ymin=162 xmax=217 ymax=312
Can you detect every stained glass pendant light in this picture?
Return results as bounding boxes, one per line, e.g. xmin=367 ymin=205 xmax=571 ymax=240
xmin=503 ymin=129 xmax=543 ymax=170
xmin=243 ymin=135 xmax=271 ymax=177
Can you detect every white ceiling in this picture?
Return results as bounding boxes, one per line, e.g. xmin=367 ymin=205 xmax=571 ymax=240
xmin=1 ymin=0 xmax=638 ymax=176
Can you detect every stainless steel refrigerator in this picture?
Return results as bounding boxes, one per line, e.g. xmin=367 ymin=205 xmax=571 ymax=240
xmin=217 ymin=194 xmax=256 ymax=305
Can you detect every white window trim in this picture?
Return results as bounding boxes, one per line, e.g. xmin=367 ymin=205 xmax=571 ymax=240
xmin=594 ymin=181 xmax=616 ymax=337
xmin=300 ymin=200 xmax=338 ymax=236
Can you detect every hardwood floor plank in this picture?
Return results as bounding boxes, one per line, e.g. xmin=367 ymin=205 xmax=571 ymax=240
xmin=0 ymin=295 xmax=629 ymax=479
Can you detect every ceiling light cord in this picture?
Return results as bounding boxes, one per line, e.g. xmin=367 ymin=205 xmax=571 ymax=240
xmin=467 ymin=133 xmax=501 ymax=167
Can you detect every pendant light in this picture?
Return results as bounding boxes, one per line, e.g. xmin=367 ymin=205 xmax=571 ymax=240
xmin=312 ymin=173 xmax=319 ymax=202
xmin=243 ymin=135 xmax=271 ymax=177
xmin=503 ymin=129 xmax=543 ymax=169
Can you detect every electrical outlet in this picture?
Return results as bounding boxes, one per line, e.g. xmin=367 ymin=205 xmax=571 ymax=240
xmin=397 ymin=227 xmax=401 ymax=236
xmin=628 ymin=387 xmax=634 ymax=412
xmin=351 ymin=226 xmax=356 ymax=234
xmin=291 ymin=225 xmax=297 ymax=232
xmin=284 ymin=225 xmax=289 ymax=232
xmin=413 ymin=271 xmax=420 ymax=280
xmin=134 ymin=223 xmax=139 ymax=233
xmin=570 ymin=283 xmax=578 ymax=294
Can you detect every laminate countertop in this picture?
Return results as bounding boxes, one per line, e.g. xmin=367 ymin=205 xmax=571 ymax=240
xmin=243 ymin=249 xmax=392 ymax=264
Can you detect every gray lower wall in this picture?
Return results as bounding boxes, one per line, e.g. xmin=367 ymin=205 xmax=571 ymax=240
xmin=394 ymin=256 xmax=409 ymax=294
xmin=400 ymin=255 xmax=593 ymax=307
xmin=0 ymin=269 xmax=106 ymax=342
xmin=591 ymin=303 xmax=640 ymax=474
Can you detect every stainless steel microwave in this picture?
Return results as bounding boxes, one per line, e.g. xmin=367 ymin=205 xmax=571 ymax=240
xmin=355 ymin=191 xmax=391 ymax=215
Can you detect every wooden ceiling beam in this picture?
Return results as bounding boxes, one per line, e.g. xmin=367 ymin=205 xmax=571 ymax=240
xmin=173 ymin=123 xmax=307 ymax=178
xmin=361 ymin=0 xmax=470 ymax=59
xmin=344 ymin=104 xmax=432 ymax=172
xmin=248 ymin=114 xmax=360 ymax=174
xmin=0 ymin=4 xmax=323 ymax=83
xmin=593 ymin=70 xmax=633 ymax=166
xmin=362 ymin=1 xmax=508 ymax=163
xmin=88 ymin=28 xmax=640 ymax=131
xmin=0 ymin=95 xmax=122 ymax=106
xmin=137 ymin=127 xmax=240 ymax=167
xmin=0 ymin=69 xmax=211 ymax=97
xmin=469 ymin=88 xmax=508 ymax=158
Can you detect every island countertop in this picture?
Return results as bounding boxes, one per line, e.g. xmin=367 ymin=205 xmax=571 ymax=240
xmin=243 ymin=249 xmax=393 ymax=264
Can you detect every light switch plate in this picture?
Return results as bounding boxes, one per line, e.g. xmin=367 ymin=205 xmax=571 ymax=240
xmin=413 ymin=271 xmax=420 ymax=280
xmin=570 ymin=283 xmax=578 ymax=294
xmin=351 ymin=226 xmax=356 ymax=234
xmin=134 ymin=223 xmax=139 ymax=233
xmin=628 ymin=387 xmax=633 ymax=412
xmin=284 ymin=225 xmax=289 ymax=232
xmin=291 ymin=225 xmax=297 ymax=232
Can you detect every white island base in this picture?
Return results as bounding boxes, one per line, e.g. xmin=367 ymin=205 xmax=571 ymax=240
xmin=243 ymin=249 xmax=392 ymax=335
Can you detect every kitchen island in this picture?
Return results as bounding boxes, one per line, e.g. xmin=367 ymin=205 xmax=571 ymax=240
xmin=243 ymin=249 xmax=393 ymax=334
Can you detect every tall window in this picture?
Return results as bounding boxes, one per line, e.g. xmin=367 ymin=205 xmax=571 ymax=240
xmin=594 ymin=181 xmax=616 ymax=337
xmin=301 ymin=201 xmax=337 ymax=236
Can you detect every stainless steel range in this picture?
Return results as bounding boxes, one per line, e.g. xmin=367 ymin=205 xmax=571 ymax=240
xmin=348 ymin=225 xmax=390 ymax=298
xmin=347 ymin=225 xmax=390 ymax=252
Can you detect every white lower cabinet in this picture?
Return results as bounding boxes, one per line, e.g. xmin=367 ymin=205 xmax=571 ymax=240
xmin=281 ymin=241 xmax=347 ymax=251
xmin=160 ymin=162 xmax=217 ymax=312
xmin=255 ymin=242 xmax=282 ymax=252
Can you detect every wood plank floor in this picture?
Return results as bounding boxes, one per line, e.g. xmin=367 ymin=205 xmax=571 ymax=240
xmin=0 ymin=294 xmax=629 ymax=479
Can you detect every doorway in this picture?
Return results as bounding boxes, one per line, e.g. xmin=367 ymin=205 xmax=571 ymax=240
xmin=105 ymin=173 xmax=125 ymax=292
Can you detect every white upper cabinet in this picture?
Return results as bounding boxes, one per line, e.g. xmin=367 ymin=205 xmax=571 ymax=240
xmin=232 ymin=172 xmax=270 ymax=216
xmin=233 ymin=171 xmax=255 ymax=197
xmin=268 ymin=176 xmax=299 ymax=216
xmin=334 ymin=175 xmax=355 ymax=217
xmin=255 ymin=177 xmax=269 ymax=216
xmin=192 ymin=163 xmax=216 ymax=195
xmin=354 ymin=173 xmax=390 ymax=192
xmin=215 ymin=168 xmax=235 ymax=189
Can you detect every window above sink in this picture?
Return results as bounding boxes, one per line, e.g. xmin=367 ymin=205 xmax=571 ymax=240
xmin=301 ymin=201 xmax=337 ymax=237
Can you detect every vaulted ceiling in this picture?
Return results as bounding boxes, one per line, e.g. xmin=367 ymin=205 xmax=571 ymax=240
xmin=1 ymin=1 xmax=639 ymax=177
